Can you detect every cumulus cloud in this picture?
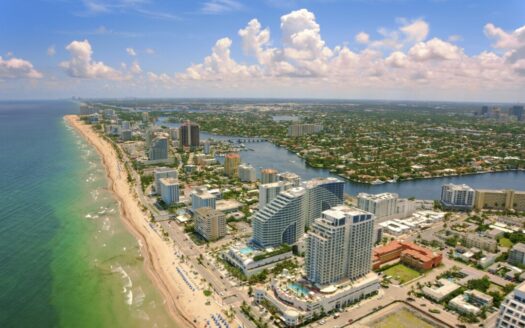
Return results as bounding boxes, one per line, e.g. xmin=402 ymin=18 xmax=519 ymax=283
xmin=60 ymin=39 xmax=122 ymax=79
xmin=408 ymin=38 xmax=463 ymax=61
xmin=177 ymin=37 xmax=260 ymax=81
xmin=400 ymin=19 xmax=429 ymax=43
xmin=355 ymin=32 xmax=370 ymax=44
xmin=126 ymin=47 xmax=136 ymax=56
xmin=122 ymin=9 xmax=522 ymax=99
xmin=0 ymin=56 xmax=43 ymax=79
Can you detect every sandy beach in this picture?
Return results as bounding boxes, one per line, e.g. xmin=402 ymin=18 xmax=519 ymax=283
xmin=65 ymin=115 xmax=225 ymax=328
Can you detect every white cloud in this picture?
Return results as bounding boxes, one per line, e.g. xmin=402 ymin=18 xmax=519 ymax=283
xmin=400 ymin=19 xmax=429 ymax=43
xmin=177 ymin=37 xmax=260 ymax=81
xmin=484 ymin=23 xmax=525 ymax=49
xmin=408 ymin=38 xmax=463 ymax=61
xmin=130 ymin=60 xmax=142 ymax=74
xmin=126 ymin=47 xmax=136 ymax=56
xmin=145 ymin=48 xmax=155 ymax=55
xmin=355 ymin=32 xmax=370 ymax=44
xmin=385 ymin=51 xmax=408 ymax=68
xmin=201 ymin=0 xmax=243 ymax=14
xmin=0 ymin=56 xmax=43 ymax=79
xmin=47 ymin=45 xmax=56 ymax=57
xmin=60 ymin=39 xmax=122 ymax=80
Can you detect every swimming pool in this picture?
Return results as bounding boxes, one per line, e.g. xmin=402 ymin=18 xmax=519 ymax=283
xmin=288 ymin=283 xmax=310 ymax=297
xmin=239 ymin=246 xmax=255 ymax=255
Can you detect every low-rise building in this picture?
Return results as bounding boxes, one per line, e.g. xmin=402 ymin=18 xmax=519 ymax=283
xmin=450 ymin=290 xmax=493 ymax=315
xmin=422 ymin=278 xmax=461 ymax=302
xmin=464 ymin=233 xmax=498 ymax=252
xmin=223 ymin=243 xmax=293 ymax=276
xmin=373 ymin=241 xmax=442 ymax=271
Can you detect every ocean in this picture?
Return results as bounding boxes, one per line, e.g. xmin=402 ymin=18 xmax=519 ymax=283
xmin=0 ymin=101 xmax=173 ymax=327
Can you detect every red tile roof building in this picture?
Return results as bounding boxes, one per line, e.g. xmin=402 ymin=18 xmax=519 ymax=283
xmin=373 ymin=241 xmax=442 ymax=271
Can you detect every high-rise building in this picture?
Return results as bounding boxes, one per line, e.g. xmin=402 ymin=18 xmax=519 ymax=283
xmin=79 ymin=105 xmax=98 ymax=116
xmin=357 ymin=192 xmax=399 ymax=221
xmin=194 ymin=207 xmax=226 ymax=241
xmin=224 ymin=153 xmax=241 ymax=178
xmin=496 ymin=282 xmax=525 ymax=328
xmin=154 ymin=167 xmax=178 ymax=193
xmin=148 ymin=136 xmax=168 ymax=160
xmin=260 ymin=168 xmax=278 ymax=184
xmin=306 ymin=205 xmax=375 ymax=285
xmin=278 ymin=171 xmax=301 ymax=187
xmin=191 ymin=187 xmax=217 ymax=211
xmin=203 ymin=140 xmax=211 ymax=154
xmin=238 ymin=163 xmax=257 ymax=182
xmin=287 ymin=123 xmax=323 ymax=137
xmin=441 ymin=184 xmax=475 ymax=210
xmin=159 ymin=178 xmax=179 ymax=205
xmin=259 ymin=181 xmax=288 ymax=209
xmin=474 ymin=189 xmax=525 ymax=211
xmin=511 ymin=105 xmax=524 ymax=121
xmin=252 ymin=177 xmax=344 ymax=247
xmin=252 ymin=187 xmax=306 ymax=248
xmin=302 ymin=177 xmax=344 ymax=227
xmin=169 ymin=128 xmax=178 ymax=140
xmin=178 ymin=120 xmax=200 ymax=148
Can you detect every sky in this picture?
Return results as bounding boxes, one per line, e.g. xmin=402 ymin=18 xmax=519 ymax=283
xmin=1 ymin=0 xmax=525 ymax=102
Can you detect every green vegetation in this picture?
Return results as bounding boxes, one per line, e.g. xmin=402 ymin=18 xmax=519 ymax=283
xmin=466 ymin=276 xmax=490 ymax=293
xmin=253 ymin=244 xmax=292 ymax=262
xmin=203 ymin=290 xmax=213 ymax=297
xmin=382 ymin=263 xmax=421 ymax=284
xmin=140 ymin=174 xmax=154 ymax=191
xmin=499 ymin=237 xmax=514 ymax=248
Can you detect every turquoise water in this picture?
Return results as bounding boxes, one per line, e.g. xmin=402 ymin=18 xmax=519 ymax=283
xmin=288 ymin=283 xmax=310 ymax=297
xmin=239 ymin=246 xmax=255 ymax=255
xmin=0 ymin=101 xmax=173 ymax=327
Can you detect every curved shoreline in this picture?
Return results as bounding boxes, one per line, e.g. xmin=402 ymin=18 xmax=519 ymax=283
xmin=65 ymin=115 xmax=196 ymax=328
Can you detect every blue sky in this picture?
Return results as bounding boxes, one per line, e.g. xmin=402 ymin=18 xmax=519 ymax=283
xmin=1 ymin=0 xmax=525 ymax=101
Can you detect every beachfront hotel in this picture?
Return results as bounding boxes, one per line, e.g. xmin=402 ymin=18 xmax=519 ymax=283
xmin=159 ymin=178 xmax=180 ymax=205
xmin=258 ymin=181 xmax=288 ymax=209
xmin=153 ymin=167 xmax=178 ymax=194
xmin=252 ymin=187 xmax=307 ymax=248
xmin=254 ymin=205 xmax=380 ymax=326
xmin=306 ymin=205 xmax=375 ymax=285
xmin=252 ymin=177 xmax=344 ymax=248
xmin=194 ymin=207 xmax=226 ymax=242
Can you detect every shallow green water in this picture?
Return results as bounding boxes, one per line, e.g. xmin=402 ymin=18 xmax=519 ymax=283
xmin=0 ymin=101 xmax=173 ymax=327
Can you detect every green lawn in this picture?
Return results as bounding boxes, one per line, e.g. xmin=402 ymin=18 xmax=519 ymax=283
xmin=499 ymin=238 xmax=513 ymax=248
xmin=383 ymin=264 xmax=421 ymax=284
xmin=372 ymin=308 xmax=437 ymax=328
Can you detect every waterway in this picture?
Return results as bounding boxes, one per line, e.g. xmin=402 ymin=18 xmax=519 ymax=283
xmin=159 ymin=118 xmax=525 ymax=200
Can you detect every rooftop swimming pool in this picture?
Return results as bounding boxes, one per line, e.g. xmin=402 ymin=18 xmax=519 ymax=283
xmin=239 ymin=246 xmax=255 ymax=255
xmin=288 ymin=283 xmax=310 ymax=297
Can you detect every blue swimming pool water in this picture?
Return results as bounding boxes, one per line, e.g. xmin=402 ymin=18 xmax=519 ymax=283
xmin=288 ymin=283 xmax=310 ymax=297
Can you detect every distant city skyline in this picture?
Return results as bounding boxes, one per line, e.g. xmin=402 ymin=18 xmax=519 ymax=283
xmin=1 ymin=0 xmax=525 ymax=101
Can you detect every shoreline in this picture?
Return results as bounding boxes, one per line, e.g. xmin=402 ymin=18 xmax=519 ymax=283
xmin=65 ymin=115 xmax=208 ymax=328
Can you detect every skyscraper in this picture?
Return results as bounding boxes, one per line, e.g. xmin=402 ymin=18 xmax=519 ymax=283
xmin=178 ymin=120 xmax=200 ymax=148
xmin=306 ymin=205 xmax=375 ymax=285
xmin=252 ymin=187 xmax=306 ymax=248
xmin=148 ymin=136 xmax=168 ymax=160
xmin=302 ymin=177 xmax=344 ymax=227
xmin=224 ymin=153 xmax=241 ymax=178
